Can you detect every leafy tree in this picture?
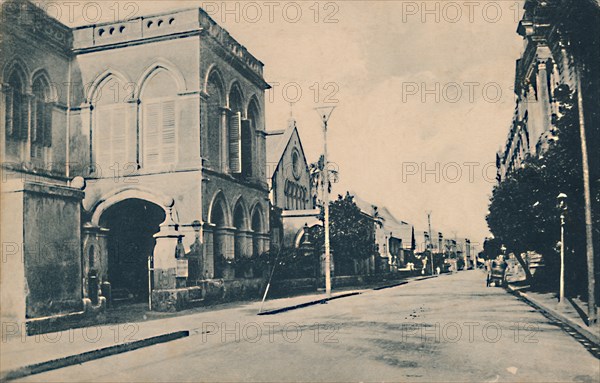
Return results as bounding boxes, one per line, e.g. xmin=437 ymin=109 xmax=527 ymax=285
xmin=482 ymin=237 xmax=502 ymax=261
xmin=487 ymin=84 xmax=599 ymax=298
xmin=310 ymin=192 xmax=377 ymax=268
xmin=309 ymin=155 xmax=339 ymax=204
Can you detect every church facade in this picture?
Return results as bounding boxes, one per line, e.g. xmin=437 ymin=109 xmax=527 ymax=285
xmin=266 ymin=117 xmax=317 ymax=252
xmin=1 ymin=0 xmax=271 ymax=326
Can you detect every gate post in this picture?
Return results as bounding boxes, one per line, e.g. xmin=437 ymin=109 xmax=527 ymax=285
xmin=151 ymin=198 xmax=186 ymax=311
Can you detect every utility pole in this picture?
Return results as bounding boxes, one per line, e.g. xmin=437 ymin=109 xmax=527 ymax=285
xmin=557 ymin=193 xmax=567 ymax=303
xmin=427 ymin=211 xmax=434 ymax=275
xmin=576 ymin=65 xmax=596 ymax=324
xmin=316 ymin=106 xmax=336 ymax=298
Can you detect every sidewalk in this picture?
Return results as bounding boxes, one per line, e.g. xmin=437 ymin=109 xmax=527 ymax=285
xmin=507 ymin=284 xmax=600 ymax=348
xmin=1 ymin=274 xmax=435 ymax=381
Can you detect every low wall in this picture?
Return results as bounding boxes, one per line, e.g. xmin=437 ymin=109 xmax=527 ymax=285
xmin=269 ymin=271 xmax=414 ymax=297
xmin=151 ymin=278 xmax=266 ymax=312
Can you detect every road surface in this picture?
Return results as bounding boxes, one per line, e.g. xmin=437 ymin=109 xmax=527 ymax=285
xmin=19 ymin=271 xmax=600 ymax=382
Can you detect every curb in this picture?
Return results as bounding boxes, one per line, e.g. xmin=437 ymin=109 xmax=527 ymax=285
xmin=1 ymin=330 xmax=190 ymax=382
xmin=257 ymin=292 xmax=361 ymax=315
xmin=258 ymin=275 xmax=432 ymax=315
xmin=507 ymin=285 xmax=600 ymax=355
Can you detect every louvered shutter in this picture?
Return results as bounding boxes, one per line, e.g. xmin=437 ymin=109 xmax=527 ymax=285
xmin=31 ymin=100 xmax=39 ymax=144
xmin=43 ymin=102 xmax=52 ymax=147
xmin=229 ymin=111 xmax=241 ymax=173
xmin=241 ymin=119 xmax=252 ymax=177
xmin=5 ymin=90 xmax=14 ymax=137
xmin=144 ymin=102 xmax=161 ymax=167
xmin=96 ymin=107 xmax=112 ymax=169
xmin=111 ymin=105 xmax=127 ymax=164
xmin=161 ymin=100 xmax=176 ymax=165
xmin=16 ymin=91 xmax=28 ymax=141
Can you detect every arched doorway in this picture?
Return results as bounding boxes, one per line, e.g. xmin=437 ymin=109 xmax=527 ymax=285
xmin=251 ymin=207 xmax=264 ymax=257
xmin=233 ymin=201 xmax=248 ymax=259
xmin=210 ymin=197 xmax=228 ymax=278
xmin=100 ymin=199 xmax=165 ymax=304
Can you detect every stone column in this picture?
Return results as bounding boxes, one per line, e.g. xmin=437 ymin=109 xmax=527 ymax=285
xmin=184 ymin=220 xmax=204 ymax=284
xmin=214 ymin=226 xmax=235 ymax=279
xmin=242 ymin=230 xmax=253 ymax=257
xmin=258 ymin=233 xmax=270 ymax=255
xmin=240 ymin=230 xmax=253 ymax=278
xmin=536 ymin=59 xmax=551 ymax=140
xmin=81 ymin=222 xmax=101 ymax=299
xmin=202 ymin=224 xmax=214 ymax=279
xmin=151 ymin=199 xmax=186 ymax=311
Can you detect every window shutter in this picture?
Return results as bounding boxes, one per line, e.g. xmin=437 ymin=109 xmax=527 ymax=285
xmin=16 ymin=92 xmax=28 ymax=141
xmin=96 ymin=107 xmax=112 ymax=168
xmin=43 ymin=102 xmax=52 ymax=147
xmin=161 ymin=100 xmax=176 ymax=165
xmin=5 ymin=90 xmax=14 ymax=137
xmin=241 ymin=119 xmax=252 ymax=177
xmin=144 ymin=102 xmax=161 ymax=167
xmin=31 ymin=100 xmax=39 ymax=144
xmin=229 ymin=111 xmax=241 ymax=173
xmin=111 ymin=105 xmax=127 ymax=164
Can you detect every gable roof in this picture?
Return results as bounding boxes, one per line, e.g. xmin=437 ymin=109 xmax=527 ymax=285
xmin=350 ymin=191 xmax=414 ymax=249
xmin=265 ymin=117 xmax=309 ymax=179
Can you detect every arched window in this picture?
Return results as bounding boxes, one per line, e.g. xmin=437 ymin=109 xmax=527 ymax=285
xmin=228 ymin=85 xmax=243 ymax=174
xmin=5 ymin=69 xmax=27 ymax=156
xmin=243 ymin=100 xmax=260 ymax=178
xmin=93 ymin=75 xmax=133 ymax=170
xmin=31 ymin=75 xmax=53 ymax=161
xmin=141 ymin=70 xmax=178 ymax=168
xmin=206 ymin=72 xmax=224 ymax=170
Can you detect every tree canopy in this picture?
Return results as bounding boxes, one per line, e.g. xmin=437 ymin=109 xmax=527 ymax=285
xmin=487 ymin=85 xmax=599 ymax=297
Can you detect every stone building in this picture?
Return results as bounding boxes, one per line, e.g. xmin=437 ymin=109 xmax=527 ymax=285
xmin=1 ymin=0 xmax=272 ymax=326
xmin=266 ymin=116 xmax=318 ymax=252
xmin=496 ymin=0 xmax=600 ymax=182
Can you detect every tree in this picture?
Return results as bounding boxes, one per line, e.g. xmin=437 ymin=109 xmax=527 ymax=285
xmin=310 ymin=192 xmax=377 ymax=267
xmin=482 ymin=237 xmax=502 ymax=261
xmin=487 ymin=84 xmax=599 ymax=297
xmin=309 ymin=155 xmax=339 ymax=204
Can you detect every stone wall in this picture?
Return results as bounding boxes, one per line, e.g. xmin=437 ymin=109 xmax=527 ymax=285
xmin=1 ymin=178 xmax=84 ymax=321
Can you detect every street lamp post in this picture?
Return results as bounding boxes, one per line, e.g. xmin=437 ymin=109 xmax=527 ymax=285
xmin=557 ymin=193 xmax=567 ymax=303
xmin=316 ymin=106 xmax=336 ymax=297
xmin=426 ymin=212 xmax=434 ymax=275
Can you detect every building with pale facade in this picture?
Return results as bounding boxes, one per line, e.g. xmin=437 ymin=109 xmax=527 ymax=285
xmin=496 ymin=0 xmax=600 ymax=182
xmin=1 ymin=0 xmax=272 ymax=327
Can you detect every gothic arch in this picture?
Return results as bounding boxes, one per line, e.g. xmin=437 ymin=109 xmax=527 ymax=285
xmin=227 ymin=81 xmax=244 ymax=114
xmin=208 ymin=190 xmax=231 ymax=227
xmin=231 ymin=196 xmax=250 ymax=230
xmin=246 ymin=95 xmax=261 ymax=130
xmin=250 ymin=202 xmax=266 ymax=233
xmin=31 ymin=69 xmax=56 ymax=102
xmin=1 ymin=57 xmax=30 ymax=88
xmin=136 ymin=59 xmax=186 ymax=98
xmin=204 ymin=65 xmax=226 ymax=99
xmin=87 ymin=69 xmax=131 ymax=104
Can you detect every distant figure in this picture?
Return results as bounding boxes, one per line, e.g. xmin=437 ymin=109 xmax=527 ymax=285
xmin=436 ymin=266 xmax=441 ymax=275
xmin=486 ymin=260 xmax=492 ymax=287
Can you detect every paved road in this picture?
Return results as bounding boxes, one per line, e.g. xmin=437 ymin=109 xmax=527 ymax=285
xmin=20 ymin=271 xmax=600 ymax=382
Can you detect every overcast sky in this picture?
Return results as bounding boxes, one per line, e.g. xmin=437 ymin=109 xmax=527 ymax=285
xmin=47 ymin=0 xmax=525 ymax=248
